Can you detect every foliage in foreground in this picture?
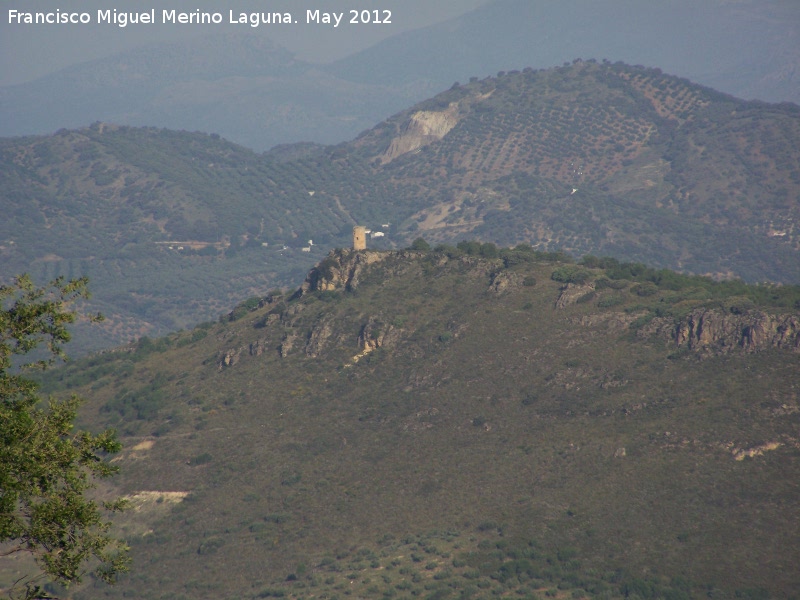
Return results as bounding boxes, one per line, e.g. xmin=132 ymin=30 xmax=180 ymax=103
xmin=0 ymin=276 xmax=128 ymax=599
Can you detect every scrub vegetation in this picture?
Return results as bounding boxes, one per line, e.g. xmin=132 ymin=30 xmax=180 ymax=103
xmin=10 ymin=248 xmax=798 ymax=599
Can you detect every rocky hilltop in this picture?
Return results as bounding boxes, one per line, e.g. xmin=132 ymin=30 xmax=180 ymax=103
xmin=216 ymin=248 xmax=800 ymax=374
xmin=303 ymin=248 xmax=800 ymax=353
xmin=297 ymin=249 xmax=401 ymax=294
xmin=37 ymin=247 xmax=800 ymax=599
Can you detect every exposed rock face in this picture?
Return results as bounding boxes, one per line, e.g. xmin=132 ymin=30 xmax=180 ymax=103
xmin=305 ymin=317 xmax=335 ymax=357
xmin=280 ymin=333 xmax=297 ymax=358
xmin=219 ymin=338 xmax=271 ymax=367
xmin=555 ymin=283 xmax=596 ymax=308
xmin=732 ymin=442 xmax=782 ymax=461
xmin=297 ymin=249 xmax=387 ymax=296
xmin=297 ymin=249 xmax=424 ymax=297
xmin=249 ymin=339 xmax=268 ymax=357
xmin=280 ymin=303 xmax=304 ymax=326
xmin=679 ymin=309 xmax=799 ymax=353
xmin=647 ymin=309 xmax=800 ymax=354
xmin=346 ymin=317 xmax=401 ymax=366
xmin=218 ymin=347 xmax=242 ymax=369
xmin=259 ymin=313 xmax=281 ymax=328
xmin=488 ymin=270 xmax=522 ymax=294
xmin=357 ymin=316 xmax=399 ymax=351
xmin=380 ymin=104 xmax=460 ymax=164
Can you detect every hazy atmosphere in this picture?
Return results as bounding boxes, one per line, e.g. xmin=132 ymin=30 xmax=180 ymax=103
xmin=0 ymin=0 xmax=491 ymax=86
xmin=1 ymin=2 xmax=799 ymax=600
xmin=3 ymin=0 xmax=799 ymax=149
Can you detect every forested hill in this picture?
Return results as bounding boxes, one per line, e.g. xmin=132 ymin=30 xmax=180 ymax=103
xmin=347 ymin=60 xmax=800 ymax=282
xmin=1 ymin=60 xmax=799 ymax=352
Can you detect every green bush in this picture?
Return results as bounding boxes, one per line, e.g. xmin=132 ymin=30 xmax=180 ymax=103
xmin=551 ymin=266 xmax=591 ymax=284
xmin=480 ymin=243 xmax=498 ymax=258
xmin=410 ymin=238 xmax=431 ymax=251
xmin=630 ymin=283 xmax=658 ymax=297
xmin=457 ymin=240 xmax=482 ymax=256
xmin=229 ymin=296 xmax=263 ymax=321
xmin=101 ymin=382 xmax=166 ymax=422
xmin=597 ymin=296 xmax=624 ymax=308
xmin=433 ymin=244 xmax=462 ymax=258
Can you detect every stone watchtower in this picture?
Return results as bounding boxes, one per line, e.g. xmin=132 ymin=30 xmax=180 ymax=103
xmin=353 ymin=226 xmax=367 ymax=250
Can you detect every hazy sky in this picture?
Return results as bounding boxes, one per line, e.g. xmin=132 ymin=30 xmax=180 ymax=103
xmin=1 ymin=0 xmax=492 ymax=86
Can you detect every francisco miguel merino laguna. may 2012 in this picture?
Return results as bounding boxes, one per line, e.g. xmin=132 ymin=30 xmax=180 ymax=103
xmin=8 ymin=8 xmax=392 ymax=27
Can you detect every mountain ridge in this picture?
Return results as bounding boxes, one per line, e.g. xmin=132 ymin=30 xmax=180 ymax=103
xmin=2 ymin=61 xmax=799 ymax=354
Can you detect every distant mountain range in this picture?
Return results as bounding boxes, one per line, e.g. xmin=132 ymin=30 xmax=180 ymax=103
xmin=331 ymin=0 xmax=800 ymax=103
xmin=2 ymin=61 xmax=799 ymax=353
xmin=0 ymin=33 xmax=436 ymax=152
xmin=1 ymin=0 xmax=798 ymax=151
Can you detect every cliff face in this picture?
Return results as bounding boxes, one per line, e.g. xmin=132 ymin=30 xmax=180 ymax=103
xmin=379 ymin=103 xmax=460 ymax=164
xmin=296 ymin=249 xmax=429 ymax=296
xmin=299 ymin=251 xmax=800 ymax=359
xmin=645 ymin=309 xmax=800 ymax=355
xmin=555 ymin=283 xmax=596 ymax=308
xmin=296 ymin=249 xmax=387 ymax=295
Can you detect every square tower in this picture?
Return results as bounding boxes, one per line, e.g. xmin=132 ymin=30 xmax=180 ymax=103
xmin=353 ymin=226 xmax=367 ymax=250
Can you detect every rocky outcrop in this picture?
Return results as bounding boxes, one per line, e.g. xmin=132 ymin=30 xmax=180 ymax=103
xmin=488 ymin=270 xmax=522 ymax=294
xmin=305 ymin=317 xmax=335 ymax=357
xmin=297 ymin=249 xmax=387 ymax=296
xmin=297 ymin=249 xmax=425 ymax=297
xmin=279 ymin=303 xmax=304 ymax=326
xmin=218 ymin=337 xmax=271 ymax=368
xmin=280 ymin=333 xmax=297 ymax=358
xmin=345 ymin=316 xmax=402 ymax=366
xmin=249 ymin=339 xmax=268 ymax=357
xmin=732 ymin=442 xmax=782 ymax=461
xmin=357 ymin=316 xmax=399 ymax=351
xmin=680 ymin=309 xmax=799 ymax=353
xmin=218 ymin=347 xmax=242 ymax=369
xmin=258 ymin=313 xmax=281 ymax=328
xmin=555 ymin=283 xmax=596 ymax=309
xmin=646 ymin=308 xmax=800 ymax=355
